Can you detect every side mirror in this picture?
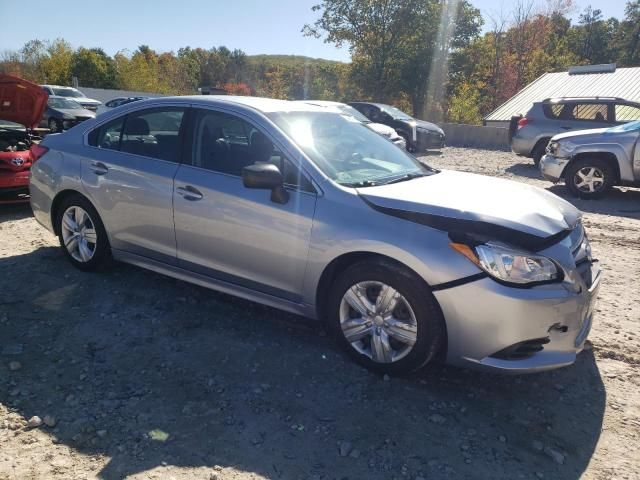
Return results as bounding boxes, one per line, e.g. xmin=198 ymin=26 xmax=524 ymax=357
xmin=242 ymin=163 xmax=289 ymax=204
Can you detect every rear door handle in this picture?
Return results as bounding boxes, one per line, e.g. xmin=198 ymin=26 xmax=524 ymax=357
xmin=176 ymin=185 xmax=203 ymax=201
xmin=90 ymin=161 xmax=109 ymax=175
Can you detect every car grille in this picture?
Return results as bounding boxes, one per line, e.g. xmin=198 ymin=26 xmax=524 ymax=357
xmin=569 ymin=223 xmax=594 ymax=288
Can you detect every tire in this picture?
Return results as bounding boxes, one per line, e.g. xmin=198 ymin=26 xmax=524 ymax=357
xmin=564 ymin=157 xmax=615 ymax=199
xmin=399 ymin=133 xmax=415 ymax=153
xmin=531 ymin=139 xmax=549 ymax=166
xmin=55 ymin=194 xmax=111 ymax=271
xmin=48 ymin=118 xmax=62 ymax=133
xmin=327 ymin=259 xmax=445 ymax=375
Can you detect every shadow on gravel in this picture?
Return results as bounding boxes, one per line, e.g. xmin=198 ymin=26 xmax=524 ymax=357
xmin=1 ymin=247 xmax=606 ymax=480
xmin=0 ymin=202 xmax=32 ymax=223
xmin=505 ymin=162 xmax=640 ymax=220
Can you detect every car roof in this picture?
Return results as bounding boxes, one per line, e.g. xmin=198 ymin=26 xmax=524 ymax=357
xmin=349 ymin=102 xmax=391 ymax=108
xmin=42 ymin=85 xmax=79 ymax=89
xmin=150 ymin=95 xmax=329 ymax=114
xmin=297 ymin=100 xmax=346 ymax=107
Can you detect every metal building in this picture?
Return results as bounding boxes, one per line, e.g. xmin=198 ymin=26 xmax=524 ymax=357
xmin=484 ymin=64 xmax=640 ymax=127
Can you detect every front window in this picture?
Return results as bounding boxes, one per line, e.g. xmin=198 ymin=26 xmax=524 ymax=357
xmin=269 ymin=111 xmax=433 ymax=187
xmin=48 ymin=97 xmax=83 ymax=109
xmin=52 ymin=88 xmax=84 ymax=98
xmin=378 ymin=105 xmax=413 ymax=121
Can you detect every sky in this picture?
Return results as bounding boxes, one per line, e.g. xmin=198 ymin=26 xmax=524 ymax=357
xmin=0 ymin=0 xmax=630 ymax=63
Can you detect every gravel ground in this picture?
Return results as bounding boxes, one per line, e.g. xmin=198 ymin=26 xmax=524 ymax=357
xmin=1 ymin=147 xmax=639 ymax=480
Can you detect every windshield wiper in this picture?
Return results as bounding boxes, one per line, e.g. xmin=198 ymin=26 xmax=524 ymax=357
xmin=379 ymin=172 xmax=428 ymax=185
xmin=343 ymin=180 xmax=379 ymax=188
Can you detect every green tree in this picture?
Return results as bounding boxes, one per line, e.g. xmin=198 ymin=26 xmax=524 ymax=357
xmin=72 ymin=48 xmax=119 ymax=88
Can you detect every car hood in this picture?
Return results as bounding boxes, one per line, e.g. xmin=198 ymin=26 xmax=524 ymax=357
xmin=414 ymin=119 xmax=444 ymax=135
xmin=368 ymin=122 xmax=399 ymax=138
xmin=73 ymin=97 xmax=101 ymax=105
xmin=53 ymin=107 xmax=96 ymax=118
xmin=358 ymin=169 xmax=580 ymax=249
xmin=552 ymin=127 xmax=608 ymax=142
xmin=0 ymin=74 xmax=48 ymax=128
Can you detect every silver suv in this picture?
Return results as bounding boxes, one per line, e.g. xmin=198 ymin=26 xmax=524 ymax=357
xmin=30 ymin=96 xmax=600 ymax=375
xmin=510 ymin=97 xmax=640 ymax=165
xmin=541 ymin=120 xmax=640 ymax=198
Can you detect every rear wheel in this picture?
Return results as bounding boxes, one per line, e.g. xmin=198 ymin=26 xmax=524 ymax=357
xmin=531 ymin=139 xmax=549 ymax=166
xmin=564 ymin=157 xmax=615 ymax=199
xmin=328 ymin=259 xmax=444 ymax=375
xmin=56 ymin=194 xmax=111 ymax=271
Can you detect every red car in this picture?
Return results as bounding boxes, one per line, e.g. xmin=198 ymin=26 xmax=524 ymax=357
xmin=0 ymin=74 xmax=48 ymax=203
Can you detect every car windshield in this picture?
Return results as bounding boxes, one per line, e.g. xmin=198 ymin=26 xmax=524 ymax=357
xmin=49 ymin=97 xmax=83 ymax=109
xmin=268 ymin=111 xmax=433 ymax=187
xmin=52 ymin=88 xmax=84 ymax=98
xmin=379 ymin=104 xmax=413 ymax=121
xmin=607 ymin=120 xmax=640 ymax=133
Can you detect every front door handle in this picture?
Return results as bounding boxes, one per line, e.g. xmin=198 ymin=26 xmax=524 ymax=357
xmin=176 ymin=185 xmax=203 ymax=201
xmin=90 ymin=161 xmax=109 ymax=175
xmin=560 ymin=126 xmax=572 ymax=130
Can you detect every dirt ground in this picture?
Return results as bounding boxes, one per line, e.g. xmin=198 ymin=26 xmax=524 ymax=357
xmin=1 ymin=147 xmax=639 ymax=480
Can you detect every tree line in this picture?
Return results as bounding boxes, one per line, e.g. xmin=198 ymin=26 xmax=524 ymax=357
xmin=1 ymin=0 xmax=639 ymax=125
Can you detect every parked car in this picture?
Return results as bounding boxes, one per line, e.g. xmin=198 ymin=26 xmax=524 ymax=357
xmin=30 ymin=96 xmax=600 ymax=375
xmin=510 ymin=97 xmax=640 ymax=165
xmin=96 ymin=96 xmax=148 ymax=115
xmin=298 ymin=100 xmax=406 ymax=149
xmin=0 ymin=74 xmax=48 ymax=203
xmin=540 ymin=120 xmax=640 ymax=199
xmin=39 ymin=96 xmax=96 ymax=133
xmin=40 ymin=85 xmax=102 ymax=111
xmin=348 ymin=102 xmax=445 ymax=153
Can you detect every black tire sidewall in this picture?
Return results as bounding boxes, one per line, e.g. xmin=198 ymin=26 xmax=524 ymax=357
xmin=565 ymin=157 xmax=615 ymax=199
xmin=532 ymin=141 xmax=548 ymax=166
xmin=56 ymin=195 xmax=111 ymax=271
xmin=328 ymin=260 xmax=445 ymax=375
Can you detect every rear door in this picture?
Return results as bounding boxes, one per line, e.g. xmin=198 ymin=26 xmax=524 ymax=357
xmin=172 ymin=107 xmax=317 ymax=301
xmin=560 ymin=102 xmax=612 ymax=132
xmin=82 ymin=106 xmax=187 ymax=264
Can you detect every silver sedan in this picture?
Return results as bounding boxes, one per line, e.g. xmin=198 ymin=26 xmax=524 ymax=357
xmin=30 ymin=96 xmax=601 ymax=375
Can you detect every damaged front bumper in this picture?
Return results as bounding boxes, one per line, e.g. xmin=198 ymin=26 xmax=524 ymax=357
xmin=540 ymin=154 xmax=570 ymax=182
xmin=434 ymin=261 xmax=601 ymax=374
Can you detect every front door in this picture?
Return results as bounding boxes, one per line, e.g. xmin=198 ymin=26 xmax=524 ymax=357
xmin=82 ymin=106 xmax=187 ymax=264
xmin=172 ymin=108 xmax=317 ymax=301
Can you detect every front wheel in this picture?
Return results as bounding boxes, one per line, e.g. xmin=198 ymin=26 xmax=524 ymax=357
xmin=564 ymin=157 xmax=615 ymax=199
xmin=328 ymin=260 xmax=445 ymax=375
xmin=56 ymin=194 xmax=111 ymax=271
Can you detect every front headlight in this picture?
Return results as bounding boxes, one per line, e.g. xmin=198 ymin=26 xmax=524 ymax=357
xmin=450 ymin=242 xmax=562 ymax=285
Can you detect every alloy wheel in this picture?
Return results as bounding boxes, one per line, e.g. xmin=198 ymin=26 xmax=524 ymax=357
xmin=60 ymin=206 xmax=97 ymax=263
xmin=339 ymin=281 xmax=418 ymax=363
xmin=574 ymin=166 xmax=605 ymax=193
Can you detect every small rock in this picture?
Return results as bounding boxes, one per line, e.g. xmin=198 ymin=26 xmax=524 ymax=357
xmin=428 ymin=414 xmax=446 ymax=425
xmin=97 ymin=430 xmax=107 ymax=438
xmin=383 ymin=374 xmax=390 ymax=382
xmin=544 ymin=446 xmax=565 ymax=465
xmin=349 ymin=448 xmax=360 ymax=458
xmin=27 ymin=416 xmax=43 ymax=428
xmin=536 ymin=473 xmax=544 ymax=479
xmin=8 ymin=361 xmax=22 ymax=371
xmin=532 ymin=440 xmax=544 ymax=452
xmin=498 ymin=435 xmax=507 ymax=443
xmin=43 ymin=415 xmax=57 ymax=428
xmin=339 ymin=441 xmax=353 ymax=457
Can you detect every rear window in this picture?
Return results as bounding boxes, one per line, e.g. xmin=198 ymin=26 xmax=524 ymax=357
xmin=543 ymin=103 xmax=610 ymax=122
